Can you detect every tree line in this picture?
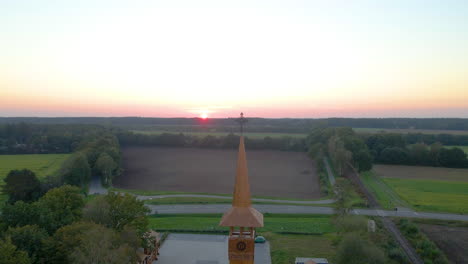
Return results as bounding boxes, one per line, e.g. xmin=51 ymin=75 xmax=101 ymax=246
xmin=2 ymin=117 xmax=468 ymax=133
xmin=307 ymin=127 xmax=374 ymax=174
xmin=0 ymin=123 xmax=105 ymax=154
xmin=364 ymin=133 xmax=468 ymax=168
xmin=117 ymin=131 xmax=308 ymax=151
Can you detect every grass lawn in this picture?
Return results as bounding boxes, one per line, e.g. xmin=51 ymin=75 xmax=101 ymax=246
xmin=111 ymin=187 xmax=330 ymax=202
xmin=148 ymin=214 xmax=335 ymax=234
xmin=361 ymin=171 xmax=410 ymax=209
xmin=131 ymin=130 xmax=307 ymax=139
xmin=144 ymin=197 xmax=333 ymax=207
xmin=108 ymin=187 xmax=232 ymax=197
xmin=0 ymin=154 xmax=70 ymax=180
xmin=383 ymin=178 xmax=468 ymax=214
xmin=266 ymin=232 xmax=336 ymax=264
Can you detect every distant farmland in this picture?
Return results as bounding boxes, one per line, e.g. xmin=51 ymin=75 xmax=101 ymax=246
xmin=374 ymin=165 xmax=468 ymax=182
xmin=115 ymin=146 xmax=320 ymax=199
xmin=0 ymin=154 xmax=69 ymax=180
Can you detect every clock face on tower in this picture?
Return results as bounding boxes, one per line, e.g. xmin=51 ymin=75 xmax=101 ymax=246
xmin=236 ymin=241 xmax=247 ymax=251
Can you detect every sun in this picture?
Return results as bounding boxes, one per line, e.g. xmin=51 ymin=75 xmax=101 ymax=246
xmin=200 ymin=113 xmax=208 ymax=119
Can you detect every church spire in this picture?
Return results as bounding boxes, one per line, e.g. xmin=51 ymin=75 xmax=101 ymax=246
xmin=220 ymin=113 xmax=263 ymax=228
xmin=232 ymin=136 xmax=251 ymax=208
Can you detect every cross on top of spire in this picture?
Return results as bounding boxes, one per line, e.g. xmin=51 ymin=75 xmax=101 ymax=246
xmin=236 ymin=112 xmax=248 ymax=135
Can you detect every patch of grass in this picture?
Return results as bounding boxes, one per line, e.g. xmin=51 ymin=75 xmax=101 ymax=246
xmin=108 ymin=187 xmax=232 ymax=197
xmin=360 ymin=171 xmax=409 ymax=209
xmin=384 ymin=178 xmax=468 ymax=214
xmin=145 ymin=197 xmax=232 ymax=205
xmin=111 ymin=187 xmax=329 ymax=202
xmin=131 ymin=130 xmax=307 ymax=139
xmin=0 ymin=154 xmax=70 ymax=180
xmin=148 ymin=214 xmax=335 ymax=234
xmin=143 ymin=197 xmax=333 ymax=207
xmin=266 ymin=232 xmax=336 ymax=264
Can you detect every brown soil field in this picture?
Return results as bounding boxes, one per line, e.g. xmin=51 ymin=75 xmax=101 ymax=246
xmin=419 ymin=224 xmax=468 ymax=264
xmin=114 ymin=147 xmax=321 ymax=199
xmin=374 ymin=165 xmax=468 ymax=182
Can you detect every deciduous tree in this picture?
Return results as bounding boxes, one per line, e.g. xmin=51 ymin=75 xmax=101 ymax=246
xmin=0 ymin=237 xmax=31 ymax=264
xmin=2 ymin=169 xmax=41 ymax=203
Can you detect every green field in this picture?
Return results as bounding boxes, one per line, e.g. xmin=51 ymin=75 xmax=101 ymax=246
xmin=131 ymin=130 xmax=307 ymax=139
xmin=361 ymin=171 xmax=410 ymax=209
xmin=0 ymin=154 xmax=70 ymax=180
xmin=383 ymin=178 xmax=468 ymax=214
xmin=353 ymin=127 xmax=468 ymax=135
xmin=149 ymin=214 xmax=336 ymax=264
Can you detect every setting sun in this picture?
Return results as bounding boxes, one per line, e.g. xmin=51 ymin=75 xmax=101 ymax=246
xmin=200 ymin=113 xmax=208 ymax=119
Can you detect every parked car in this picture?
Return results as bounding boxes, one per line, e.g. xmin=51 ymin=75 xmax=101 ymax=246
xmin=254 ymin=236 xmax=266 ymax=243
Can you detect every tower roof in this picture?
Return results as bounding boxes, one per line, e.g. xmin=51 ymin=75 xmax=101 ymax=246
xmin=232 ymin=136 xmax=251 ymax=207
xmin=219 ymin=136 xmax=264 ymax=227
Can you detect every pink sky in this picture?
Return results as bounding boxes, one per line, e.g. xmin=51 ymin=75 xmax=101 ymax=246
xmin=1 ymin=1 xmax=468 ymax=118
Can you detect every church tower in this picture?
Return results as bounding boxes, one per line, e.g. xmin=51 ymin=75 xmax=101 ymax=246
xmin=219 ymin=132 xmax=264 ymax=264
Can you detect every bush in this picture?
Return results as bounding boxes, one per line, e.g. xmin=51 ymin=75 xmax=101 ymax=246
xmin=397 ymin=219 xmax=449 ymax=264
xmin=335 ymin=233 xmax=385 ymax=264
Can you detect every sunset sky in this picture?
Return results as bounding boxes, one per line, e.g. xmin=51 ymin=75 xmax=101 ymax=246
xmin=1 ymin=0 xmax=467 ymax=118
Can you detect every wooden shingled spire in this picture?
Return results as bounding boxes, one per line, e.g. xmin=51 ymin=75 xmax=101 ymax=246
xmin=219 ymin=132 xmax=263 ymax=227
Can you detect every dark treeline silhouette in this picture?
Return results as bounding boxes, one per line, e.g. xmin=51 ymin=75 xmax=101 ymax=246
xmin=0 ymin=123 xmax=103 ymax=154
xmin=363 ymin=133 xmax=468 ymax=168
xmin=117 ymin=131 xmax=307 ymax=152
xmin=1 ymin=117 xmax=468 ymax=132
xmin=1 ymin=123 xmax=467 ymax=170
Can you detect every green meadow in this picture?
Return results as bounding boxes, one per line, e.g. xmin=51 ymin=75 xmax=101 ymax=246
xmin=383 ymin=178 xmax=468 ymax=214
xmin=360 ymin=171 xmax=410 ymax=209
xmin=0 ymin=154 xmax=70 ymax=180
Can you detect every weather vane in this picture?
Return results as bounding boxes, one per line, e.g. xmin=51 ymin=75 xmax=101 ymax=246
xmin=236 ymin=112 xmax=248 ymax=135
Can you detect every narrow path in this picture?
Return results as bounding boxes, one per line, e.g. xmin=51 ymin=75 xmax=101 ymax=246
xmin=323 ymin=157 xmax=336 ymax=185
xmin=146 ymin=204 xmax=468 ymax=221
xmin=136 ymin=194 xmax=335 ymax=205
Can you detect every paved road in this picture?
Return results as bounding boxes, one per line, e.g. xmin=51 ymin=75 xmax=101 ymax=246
xmin=137 ymin=194 xmax=334 ymax=205
xmin=88 ymin=176 xmax=108 ymax=195
xmin=155 ymin=233 xmax=271 ymax=264
xmin=147 ymin=204 xmax=468 ymax=221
